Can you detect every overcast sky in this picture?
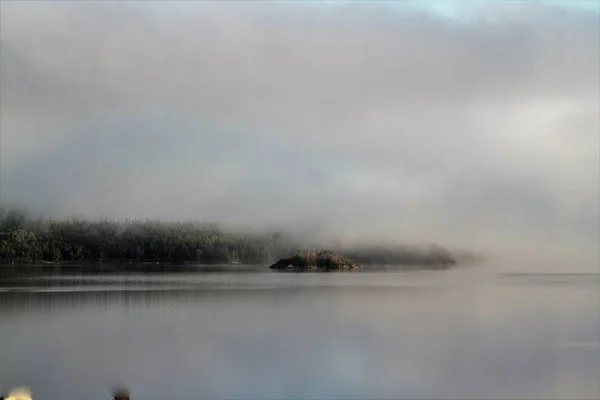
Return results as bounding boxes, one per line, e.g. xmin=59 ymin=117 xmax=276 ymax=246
xmin=1 ymin=1 xmax=598 ymax=265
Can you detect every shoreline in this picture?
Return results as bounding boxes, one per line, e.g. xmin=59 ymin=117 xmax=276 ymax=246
xmin=0 ymin=260 xmax=464 ymax=271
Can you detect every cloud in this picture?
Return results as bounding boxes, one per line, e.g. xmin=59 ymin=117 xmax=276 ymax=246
xmin=1 ymin=1 xmax=598 ymax=265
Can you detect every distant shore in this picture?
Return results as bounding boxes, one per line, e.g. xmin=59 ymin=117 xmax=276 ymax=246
xmin=0 ymin=209 xmax=474 ymax=268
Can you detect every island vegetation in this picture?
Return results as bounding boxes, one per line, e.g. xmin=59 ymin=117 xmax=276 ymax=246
xmin=269 ymin=249 xmax=361 ymax=271
xmin=0 ymin=208 xmax=463 ymax=267
xmin=336 ymin=244 xmax=456 ymax=269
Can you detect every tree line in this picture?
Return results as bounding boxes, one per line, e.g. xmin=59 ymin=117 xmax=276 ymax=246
xmin=0 ymin=209 xmax=294 ymax=264
xmin=0 ymin=209 xmax=462 ymax=266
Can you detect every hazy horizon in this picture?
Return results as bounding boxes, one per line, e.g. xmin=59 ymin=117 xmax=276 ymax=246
xmin=1 ymin=1 xmax=598 ymax=269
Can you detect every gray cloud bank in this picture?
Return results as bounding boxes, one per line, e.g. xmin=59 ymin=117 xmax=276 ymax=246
xmin=1 ymin=1 xmax=598 ymax=267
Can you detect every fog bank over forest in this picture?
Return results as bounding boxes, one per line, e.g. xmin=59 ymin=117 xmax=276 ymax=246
xmin=1 ymin=1 xmax=598 ymax=270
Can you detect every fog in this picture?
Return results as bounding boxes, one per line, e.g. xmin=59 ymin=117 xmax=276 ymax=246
xmin=1 ymin=1 xmax=598 ymax=269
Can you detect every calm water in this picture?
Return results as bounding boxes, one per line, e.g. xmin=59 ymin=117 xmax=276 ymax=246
xmin=1 ymin=264 xmax=599 ymax=400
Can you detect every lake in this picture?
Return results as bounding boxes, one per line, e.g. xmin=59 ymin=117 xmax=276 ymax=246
xmin=1 ymin=263 xmax=599 ymax=400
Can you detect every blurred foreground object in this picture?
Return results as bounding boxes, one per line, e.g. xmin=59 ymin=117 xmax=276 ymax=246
xmin=1 ymin=387 xmax=32 ymax=400
xmin=112 ymin=388 xmax=131 ymax=400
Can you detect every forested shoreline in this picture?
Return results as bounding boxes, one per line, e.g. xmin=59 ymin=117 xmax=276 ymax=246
xmin=0 ymin=209 xmax=462 ymax=266
xmin=0 ymin=209 xmax=291 ymax=264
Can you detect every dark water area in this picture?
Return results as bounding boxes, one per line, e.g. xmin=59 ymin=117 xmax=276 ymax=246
xmin=1 ymin=264 xmax=599 ymax=400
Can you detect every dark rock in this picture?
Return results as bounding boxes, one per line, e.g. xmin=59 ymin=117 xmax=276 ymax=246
xmin=269 ymin=249 xmax=361 ymax=271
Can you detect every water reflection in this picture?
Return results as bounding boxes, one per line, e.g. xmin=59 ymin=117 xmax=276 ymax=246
xmin=0 ymin=267 xmax=598 ymax=400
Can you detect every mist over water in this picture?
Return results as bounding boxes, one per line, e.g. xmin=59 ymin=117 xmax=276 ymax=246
xmin=1 ymin=2 xmax=599 ymax=398
xmin=1 ymin=1 xmax=599 ymax=266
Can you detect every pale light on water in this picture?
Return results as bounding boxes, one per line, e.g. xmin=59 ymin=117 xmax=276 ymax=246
xmin=1 ymin=264 xmax=599 ymax=400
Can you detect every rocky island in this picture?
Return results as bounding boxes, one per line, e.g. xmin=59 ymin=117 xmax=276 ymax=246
xmin=269 ymin=249 xmax=362 ymax=271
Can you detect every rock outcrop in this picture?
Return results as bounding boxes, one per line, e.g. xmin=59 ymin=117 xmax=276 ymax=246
xmin=269 ymin=249 xmax=361 ymax=271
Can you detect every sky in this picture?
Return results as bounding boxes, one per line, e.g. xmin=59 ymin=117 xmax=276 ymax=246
xmin=0 ymin=0 xmax=598 ymax=267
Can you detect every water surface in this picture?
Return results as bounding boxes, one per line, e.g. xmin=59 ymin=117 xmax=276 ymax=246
xmin=1 ymin=264 xmax=599 ymax=399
